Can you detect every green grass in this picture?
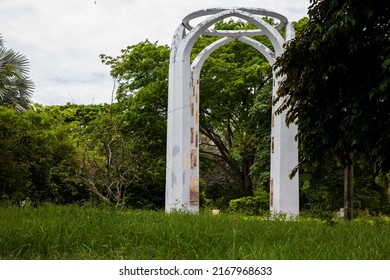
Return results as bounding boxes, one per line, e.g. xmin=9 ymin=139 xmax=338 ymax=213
xmin=0 ymin=204 xmax=389 ymax=259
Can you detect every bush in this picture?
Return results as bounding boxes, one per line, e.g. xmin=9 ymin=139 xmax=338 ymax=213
xmin=228 ymin=191 xmax=269 ymax=216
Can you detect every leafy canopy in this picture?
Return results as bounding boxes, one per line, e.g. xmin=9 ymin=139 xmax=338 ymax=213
xmin=275 ymin=0 xmax=390 ymax=173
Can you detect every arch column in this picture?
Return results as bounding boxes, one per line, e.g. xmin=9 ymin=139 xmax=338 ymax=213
xmin=165 ymin=8 xmax=299 ymax=216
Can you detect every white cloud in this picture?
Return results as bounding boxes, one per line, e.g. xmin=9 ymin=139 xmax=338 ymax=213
xmin=1 ymin=0 xmax=310 ymax=105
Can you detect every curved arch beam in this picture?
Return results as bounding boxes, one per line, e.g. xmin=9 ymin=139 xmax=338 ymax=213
xmin=180 ymin=9 xmax=285 ymax=60
xmin=182 ymin=7 xmax=288 ymax=33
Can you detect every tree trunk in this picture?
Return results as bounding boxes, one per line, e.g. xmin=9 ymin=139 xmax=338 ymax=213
xmin=387 ymin=173 xmax=390 ymax=203
xmin=242 ymin=159 xmax=254 ymax=196
xmin=344 ymin=165 xmax=354 ymax=220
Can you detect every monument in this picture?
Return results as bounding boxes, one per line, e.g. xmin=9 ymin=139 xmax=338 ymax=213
xmin=165 ymin=7 xmax=299 ymax=216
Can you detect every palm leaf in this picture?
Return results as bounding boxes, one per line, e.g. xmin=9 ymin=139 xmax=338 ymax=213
xmin=0 ymin=43 xmax=34 ymax=110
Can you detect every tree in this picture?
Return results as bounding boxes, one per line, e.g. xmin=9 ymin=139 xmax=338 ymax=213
xmin=274 ymin=0 xmax=390 ymax=219
xmin=0 ymin=105 xmax=88 ymax=205
xmin=100 ymin=41 xmax=169 ymax=208
xmin=0 ymin=34 xmax=34 ymax=110
xmin=77 ymin=111 xmax=135 ymax=207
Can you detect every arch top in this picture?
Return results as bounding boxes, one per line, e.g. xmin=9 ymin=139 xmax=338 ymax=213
xmin=179 ymin=8 xmax=286 ymax=59
xmin=182 ymin=7 xmax=288 ymax=37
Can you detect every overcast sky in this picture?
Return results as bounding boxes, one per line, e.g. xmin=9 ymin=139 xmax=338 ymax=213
xmin=1 ymin=0 xmax=310 ymax=105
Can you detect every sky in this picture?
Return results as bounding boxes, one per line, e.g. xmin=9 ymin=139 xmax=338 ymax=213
xmin=1 ymin=0 xmax=310 ymax=105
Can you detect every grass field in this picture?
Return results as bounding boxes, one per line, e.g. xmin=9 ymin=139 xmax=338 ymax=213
xmin=0 ymin=204 xmax=389 ymax=260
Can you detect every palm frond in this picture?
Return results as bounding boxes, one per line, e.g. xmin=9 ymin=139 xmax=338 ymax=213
xmin=0 ymin=41 xmax=34 ymax=110
xmin=0 ymin=47 xmax=31 ymax=78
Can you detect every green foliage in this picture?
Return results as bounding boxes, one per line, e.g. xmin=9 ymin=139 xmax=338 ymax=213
xmin=100 ymin=40 xmax=169 ymax=208
xmin=299 ymin=160 xmax=390 ymax=217
xmin=353 ymin=165 xmax=390 ymax=215
xmin=0 ymin=105 xmax=88 ymax=205
xmin=299 ymin=160 xmax=344 ymax=213
xmin=275 ymin=0 xmax=390 ymax=174
xmin=228 ymin=190 xmax=269 ymax=216
xmin=0 ymin=100 xmax=167 ymax=208
xmin=292 ymin=17 xmax=309 ymax=36
xmin=100 ymin=40 xmax=169 ymax=102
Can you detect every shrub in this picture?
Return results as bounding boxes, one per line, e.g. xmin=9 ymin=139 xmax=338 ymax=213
xmin=228 ymin=191 xmax=269 ymax=216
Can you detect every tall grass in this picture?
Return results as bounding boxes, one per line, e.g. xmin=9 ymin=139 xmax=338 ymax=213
xmin=0 ymin=204 xmax=389 ymax=259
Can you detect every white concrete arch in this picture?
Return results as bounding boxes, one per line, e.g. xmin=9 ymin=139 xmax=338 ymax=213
xmin=165 ymin=8 xmax=299 ymax=216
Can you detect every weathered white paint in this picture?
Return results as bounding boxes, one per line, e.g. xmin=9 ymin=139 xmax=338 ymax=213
xmin=166 ymin=7 xmax=299 ymax=216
